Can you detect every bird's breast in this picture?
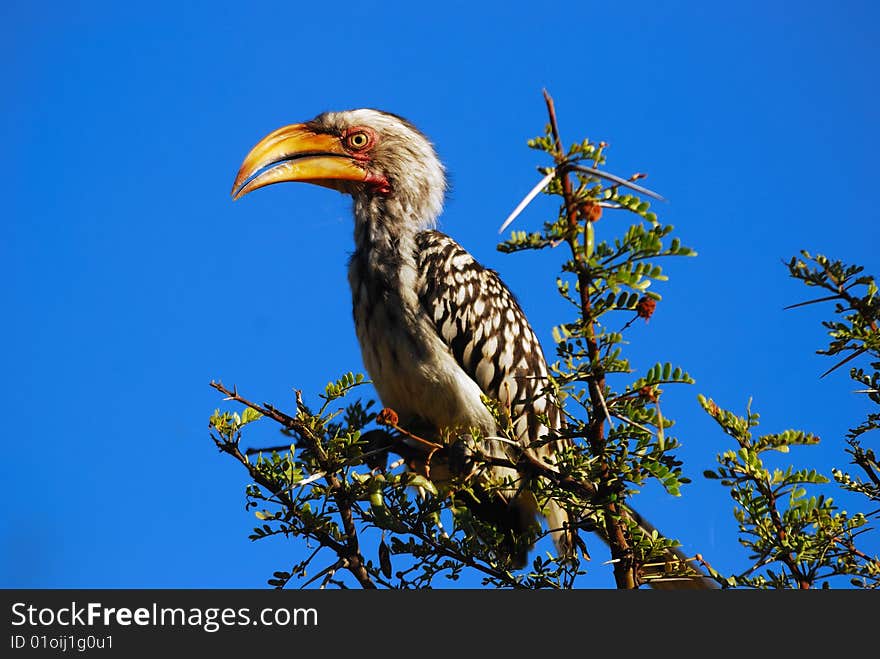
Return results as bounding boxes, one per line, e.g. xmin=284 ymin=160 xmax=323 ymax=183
xmin=348 ymin=253 xmax=494 ymax=438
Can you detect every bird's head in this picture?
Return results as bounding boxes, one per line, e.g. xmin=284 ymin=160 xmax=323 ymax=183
xmin=231 ymin=109 xmax=447 ymax=229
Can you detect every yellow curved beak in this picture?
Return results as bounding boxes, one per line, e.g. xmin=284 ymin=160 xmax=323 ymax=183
xmin=230 ymin=123 xmax=368 ymax=200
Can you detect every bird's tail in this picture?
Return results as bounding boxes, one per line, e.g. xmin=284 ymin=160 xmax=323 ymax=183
xmin=543 ymin=497 xmax=575 ymax=561
xmin=525 ymin=399 xmax=717 ymax=588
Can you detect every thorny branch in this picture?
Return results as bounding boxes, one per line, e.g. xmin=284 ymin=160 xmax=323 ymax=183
xmin=211 ymin=378 xmax=711 ymax=587
xmin=209 ymin=381 xmax=544 ymax=588
xmin=543 ymin=89 xmax=635 ymax=589
xmin=210 ymin=380 xmax=376 ymax=589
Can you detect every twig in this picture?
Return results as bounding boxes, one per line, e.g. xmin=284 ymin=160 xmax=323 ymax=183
xmin=831 ymin=536 xmax=880 ymax=565
xmin=376 ymin=408 xmax=444 ymax=478
xmin=852 ymin=452 xmax=880 ymax=489
xmin=762 ymin=479 xmax=810 ymax=588
xmin=244 ymin=444 xmax=297 ymax=456
xmin=211 ymin=380 xmax=376 ymax=589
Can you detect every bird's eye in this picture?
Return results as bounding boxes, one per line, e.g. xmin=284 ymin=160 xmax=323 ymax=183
xmin=346 ymin=131 xmax=370 ymax=150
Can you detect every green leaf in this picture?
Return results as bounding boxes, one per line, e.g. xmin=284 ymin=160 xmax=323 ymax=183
xmin=584 ymin=220 xmax=595 ymax=259
xmin=241 ymin=407 xmax=262 ymax=426
xmin=406 ymin=474 xmax=439 ymax=496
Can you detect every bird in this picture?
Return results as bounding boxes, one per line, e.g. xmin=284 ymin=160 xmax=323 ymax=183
xmin=230 ymin=108 xmax=714 ymax=586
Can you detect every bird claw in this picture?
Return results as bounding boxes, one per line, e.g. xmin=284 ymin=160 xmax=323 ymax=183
xmin=449 ymin=434 xmax=478 ymax=477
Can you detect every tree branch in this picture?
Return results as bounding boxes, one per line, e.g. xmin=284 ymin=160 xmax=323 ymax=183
xmin=543 ymin=89 xmax=635 ymax=589
xmin=210 ymin=380 xmax=376 ymax=588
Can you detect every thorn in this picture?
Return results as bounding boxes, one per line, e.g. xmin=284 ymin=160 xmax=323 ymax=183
xmin=611 ymin=413 xmax=654 ymax=436
xmin=498 ymin=171 xmax=555 ymax=234
xmin=291 ymin=471 xmax=326 ymax=489
xmin=595 ymin=385 xmax=613 ymax=428
xmin=485 ymin=435 xmax=519 ymax=446
xmin=783 ymin=294 xmax=841 ymax=310
xmin=820 ymin=347 xmax=868 ymax=378
xmin=565 ymin=164 xmax=665 ymax=201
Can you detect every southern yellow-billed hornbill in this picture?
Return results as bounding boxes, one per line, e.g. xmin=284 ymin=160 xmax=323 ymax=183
xmin=231 ymin=109 xmax=714 ymax=586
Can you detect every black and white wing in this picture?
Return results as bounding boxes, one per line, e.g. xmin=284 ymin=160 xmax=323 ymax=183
xmin=415 ymin=230 xmax=562 ymax=447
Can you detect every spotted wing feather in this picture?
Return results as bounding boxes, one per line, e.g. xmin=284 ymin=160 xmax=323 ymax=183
xmin=415 ymin=230 xmax=560 ymax=447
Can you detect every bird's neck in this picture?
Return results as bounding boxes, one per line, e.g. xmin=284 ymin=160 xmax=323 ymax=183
xmin=351 ymin=196 xmax=427 ymax=273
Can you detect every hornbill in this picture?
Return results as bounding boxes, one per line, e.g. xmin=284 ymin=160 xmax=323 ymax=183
xmin=231 ymin=109 xmax=714 ymax=588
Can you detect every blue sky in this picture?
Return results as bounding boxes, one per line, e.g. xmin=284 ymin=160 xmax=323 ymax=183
xmin=2 ymin=1 xmax=878 ymax=588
